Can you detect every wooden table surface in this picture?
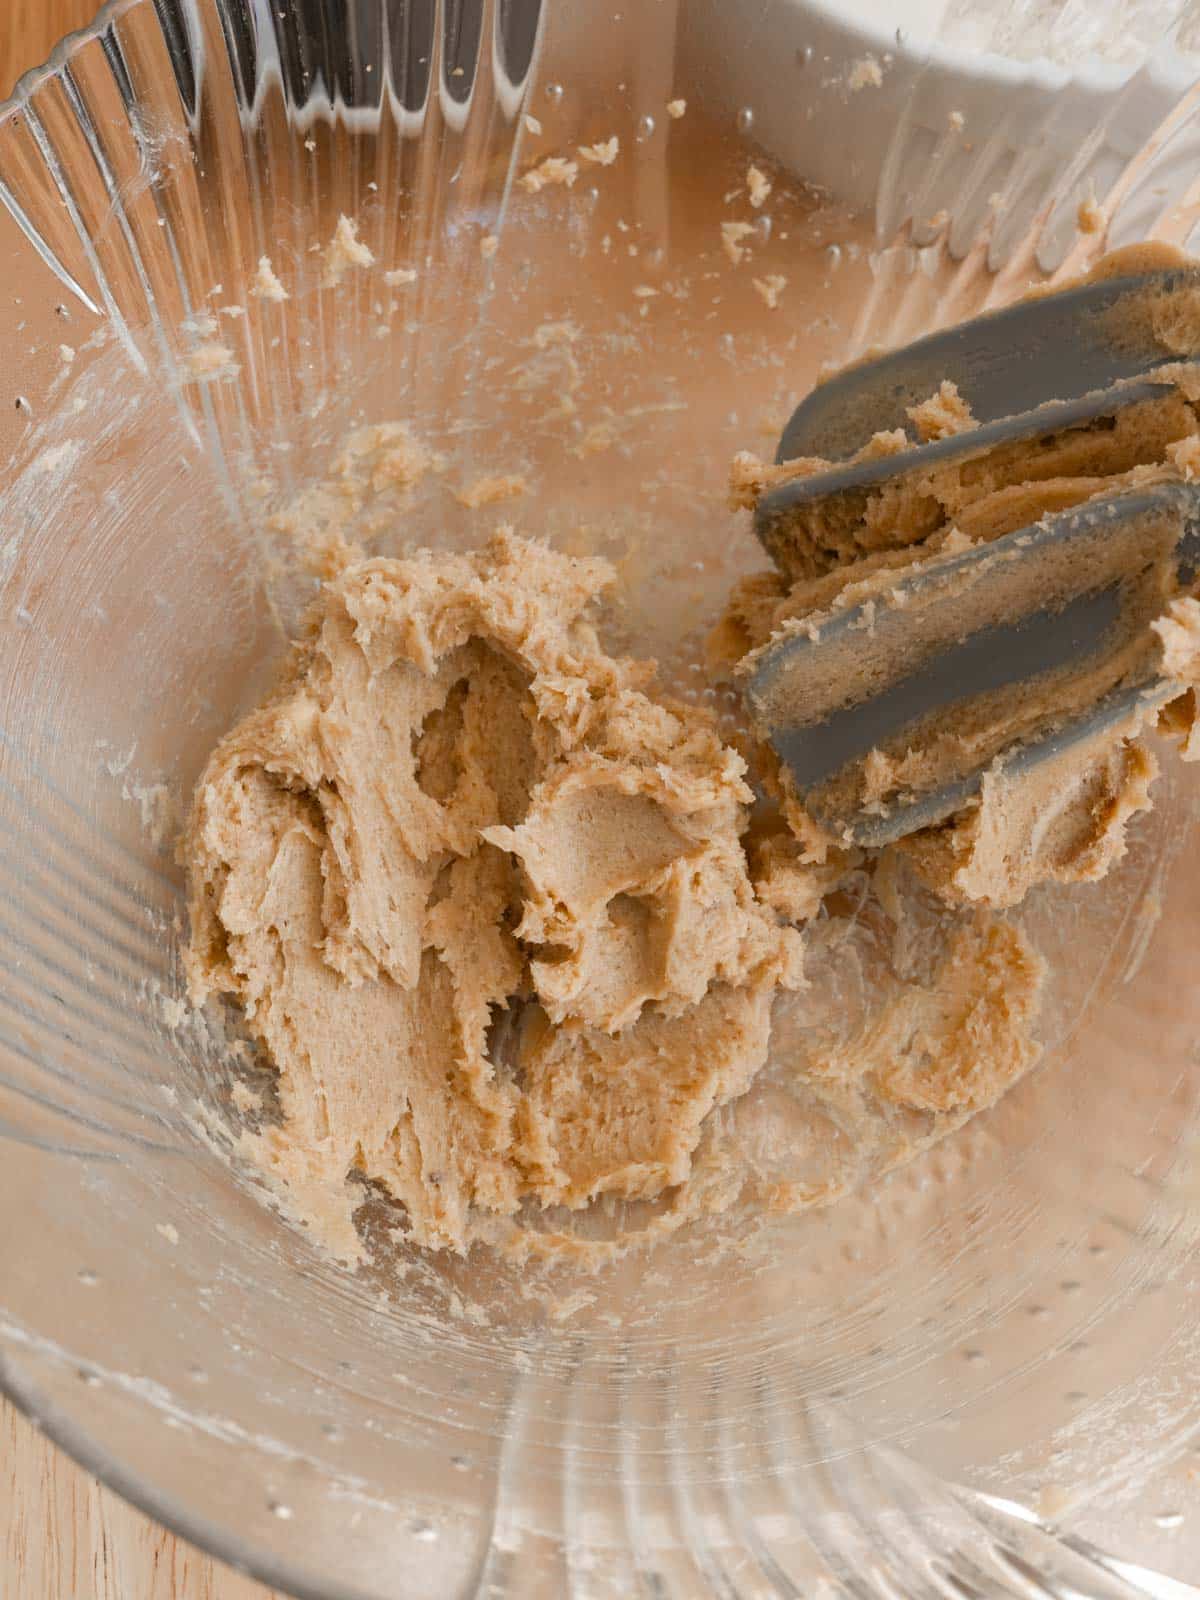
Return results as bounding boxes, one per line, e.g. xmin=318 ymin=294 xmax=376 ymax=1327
xmin=1 ymin=10 xmax=279 ymax=1599
xmin=2 ymin=1401 xmax=281 ymax=1600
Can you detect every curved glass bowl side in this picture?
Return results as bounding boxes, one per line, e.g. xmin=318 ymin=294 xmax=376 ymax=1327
xmin=1 ymin=4 xmax=1200 ymax=1600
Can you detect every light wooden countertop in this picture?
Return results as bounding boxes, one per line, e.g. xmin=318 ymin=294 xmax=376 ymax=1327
xmin=3 ymin=1400 xmax=280 ymax=1600
xmin=1 ymin=7 xmax=279 ymax=1597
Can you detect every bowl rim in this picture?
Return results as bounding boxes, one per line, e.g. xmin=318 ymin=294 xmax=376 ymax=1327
xmin=0 ymin=0 xmax=138 ymax=124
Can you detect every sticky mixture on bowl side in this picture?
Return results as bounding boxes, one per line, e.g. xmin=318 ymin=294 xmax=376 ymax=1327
xmin=183 ymin=247 xmax=1200 ymax=1262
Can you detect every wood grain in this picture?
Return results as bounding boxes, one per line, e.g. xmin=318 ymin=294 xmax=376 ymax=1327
xmin=1 ymin=0 xmax=98 ymax=99
xmin=2 ymin=6 xmax=282 ymax=1597
xmin=3 ymin=1399 xmax=283 ymax=1600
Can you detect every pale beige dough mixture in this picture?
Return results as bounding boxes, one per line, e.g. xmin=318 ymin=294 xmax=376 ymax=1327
xmin=185 ymin=531 xmax=800 ymax=1255
xmin=184 ymin=248 xmax=1200 ymax=1261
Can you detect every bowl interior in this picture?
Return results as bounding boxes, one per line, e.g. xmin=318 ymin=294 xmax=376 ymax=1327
xmin=3 ymin=2 xmax=1200 ymax=1596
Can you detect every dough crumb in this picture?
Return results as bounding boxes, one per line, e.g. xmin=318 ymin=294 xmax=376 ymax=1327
xmin=721 ymin=220 xmax=755 ymax=266
xmin=753 ymin=274 xmax=787 ymax=310
xmin=906 ymin=379 xmax=977 ymax=442
xmin=666 ymin=98 xmax=687 ymax=119
xmin=455 ymin=473 xmax=528 ymax=508
xmin=156 ymin=1222 xmax=180 ymax=1246
xmin=578 ymin=136 xmax=619 ymax=166
xmin=266 ymin=422 xmax=445 ymax=577
xmin=184 ymin=311 xmax=219 ymax=339
xmin=58 ymin=343 xmax=75 ymax=364
xmin=746 ymin=164 xmax=772 ymax=208
xmin=341 ymin=421 xmax=443 ymax=495
xmin=480 ymin=234 xmax=499 ymax=259
xmin=182 ymin=342 xmax=238 ymax=381
xmin=322 ymin=215 xmax=375 ymax=288
xmin=159 ymin=992 xmax=188 ymax=1029
xmin=519 ymin=156 xmax=579 ymax=194
xmin=749 ymin=827 xmax=858 ymax=923
xmin=384 ymin=266 xmax=418 ymax=286
xmin=727 ymin=448 xmax=824 ymax=510
xmin=250 ymin=255 xmax=289 ymax=302
xmin=524 ymin=113 xmax=543 ymax=135
xmin=1154 ymin=595 xmax=1200 ymax=689
xmin=847 ymin=55 xmax=883 ymax=90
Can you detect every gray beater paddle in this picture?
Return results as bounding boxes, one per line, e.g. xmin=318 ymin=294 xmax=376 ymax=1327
xmin=744 ymin=267 xmax=1200 ymax=847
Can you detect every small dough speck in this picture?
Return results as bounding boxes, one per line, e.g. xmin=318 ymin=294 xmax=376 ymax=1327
xmin=721 ymin=221 xmax=755 ymax=266
xmin=578 ymin=137 xmax=619 ymax=166
xmin=183 ymin=342 xmax=238 ymax=381
xmin=322 ymin=215 xmax=375 ymax=288
xmin=519 ymin=156 xmax=579 ymax=194
xmin=906 ymin=379 xmax=977 ymax=442
xmin=753 ymin=274 xmax=787 ymax=310
xmin=747 ymin=165 xmax=772 ymax=209
xmin=250 ymin=256 xmax=289 ymax=302
xmin=847 ymin=55 xmax=883 ymax=90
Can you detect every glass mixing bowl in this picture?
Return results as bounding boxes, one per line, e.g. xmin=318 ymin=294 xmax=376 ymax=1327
xmin=3 ymin=2 xmax=1200 ymax=1596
